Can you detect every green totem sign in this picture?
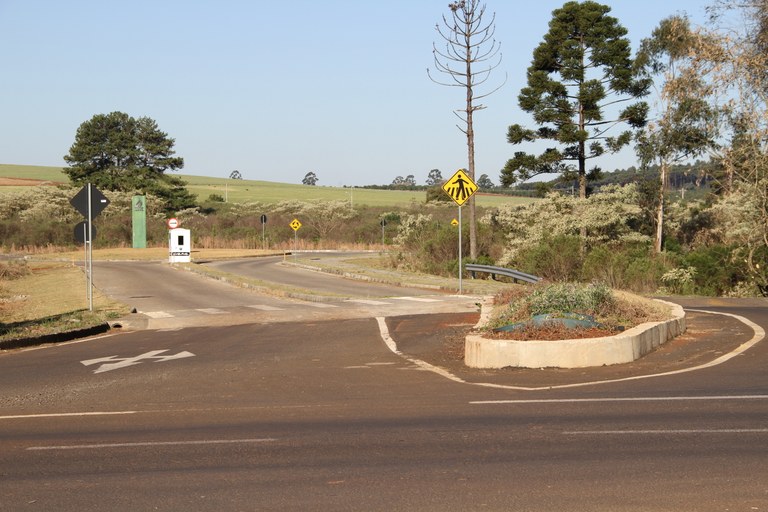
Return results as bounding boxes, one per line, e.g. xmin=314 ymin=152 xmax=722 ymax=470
xmin=132 ymin=195 xmax=147 ymax=248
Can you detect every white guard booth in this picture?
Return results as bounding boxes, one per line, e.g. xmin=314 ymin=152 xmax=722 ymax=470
xmin=169 ymin=228 xmax=191 ymax=263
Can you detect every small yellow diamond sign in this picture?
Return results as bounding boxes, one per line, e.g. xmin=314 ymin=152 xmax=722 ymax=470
xmin=290 ymin=218 xmax=302 ymax=231
xmin=442 ymin=169 xmax=478 ymax=206
xmin=451 ymin=218 xmax=459 ymax=227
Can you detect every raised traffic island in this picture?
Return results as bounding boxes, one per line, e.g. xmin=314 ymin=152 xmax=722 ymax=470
xmin=465 ymin=300 xmax=686 ymax=369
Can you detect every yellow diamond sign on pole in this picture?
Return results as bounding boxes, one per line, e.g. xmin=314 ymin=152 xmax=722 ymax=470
xmin=442 ymin=169 xmax=478 ymax=206
xmin=290 ymin=218 xmax=302 ymax=231
xmin=451 ymin=218 xmax=459 ymax=227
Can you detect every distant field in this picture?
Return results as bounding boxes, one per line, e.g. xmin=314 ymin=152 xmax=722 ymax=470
xmin=0 ymin=163 xmax=536 ymax=208
xmin=0 ymin=164 xmax=69 ymax=183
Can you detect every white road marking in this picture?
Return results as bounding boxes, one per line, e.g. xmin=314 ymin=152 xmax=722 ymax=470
xmin=305 ymin=303 xmax=339 ymax=308
xmin=376 ymin=317 xmax=467 ymax=384
xmin=81 ymin=350 xmax=195 ymax=374
xmin=564 ymin=429 xmax=768 ymax=435
xmin=348 ymin=299 xmax=391 ymax=306
xmin=143 ymin=311 xmax=174 ymax=318
xmin=196 ymin=308 xmax=226 ymax=314
xmin=376 ymin=309 xmax=766 ymax=391
xmin=27 ymin=438 xmax=277 ymax=451
xmin=392 ymin=297 xmax=442 ymax=303
xmin=471 ymin=396 xmax=768 ymax=405
xmin=247 ymin=305 xmax=285 ymax=311
xmin=0 ymin=411 xmax=137 ymax=421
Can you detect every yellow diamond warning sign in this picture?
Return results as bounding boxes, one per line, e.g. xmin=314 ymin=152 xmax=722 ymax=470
xmin=442 ymin=169 xmax=477 ymax=206
xmin=290 ymin=218 xmax=302 ymax=231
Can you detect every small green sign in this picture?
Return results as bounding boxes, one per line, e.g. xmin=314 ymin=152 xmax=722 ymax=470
xmin=132 ymin=195 xmax=147 ymax=249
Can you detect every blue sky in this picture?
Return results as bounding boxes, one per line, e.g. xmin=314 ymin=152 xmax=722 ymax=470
xmin=0 ymin=1 xmax=709 ymax=186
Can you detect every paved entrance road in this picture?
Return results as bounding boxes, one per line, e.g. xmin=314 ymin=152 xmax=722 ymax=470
xmin=203 ymin=253 xmax=438 ymax=298
xmin=1 ymin=296 xmax=767 ymax=511
xmin=92 ymin=258 xmax=477 ymax=329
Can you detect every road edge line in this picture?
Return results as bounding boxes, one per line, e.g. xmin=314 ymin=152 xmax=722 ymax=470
xmin=376 ymin=310 xmax=766 ymax=392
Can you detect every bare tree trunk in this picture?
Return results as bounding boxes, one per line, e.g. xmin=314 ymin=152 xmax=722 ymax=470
xmin=466 ymin=65 xmax=478 ymax=260
xmin=578 ymin=91 xmax=587 ymax=243
xmin=655 ymin=160 xmax=668 ymax=253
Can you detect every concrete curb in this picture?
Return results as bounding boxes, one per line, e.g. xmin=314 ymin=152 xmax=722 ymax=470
xmin=0 ymin=323 xmax=111 ymax=351
xmin=465 ymin=300 xmax=686 ymax=369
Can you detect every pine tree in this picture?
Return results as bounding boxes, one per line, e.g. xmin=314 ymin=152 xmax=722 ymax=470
xmin=502 ymin=1 xmax=650 ymax=200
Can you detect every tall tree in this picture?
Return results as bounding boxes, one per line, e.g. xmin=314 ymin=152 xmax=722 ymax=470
xmin=502 ymin=1 xmax=650 ymax=200
xmin=429 ymin=0 xmax=505 ymax=259
xmin=63 ymin=111 xmax=194 ymax=212
xmin=702 ymin=0 xmax=768 ymax=294
xmin=302 ymin=172 xmax=318 ymax=186
xmin=477 ymin=173 xmax=494 ymax=189
xmin=635 ymin=15 xmax=720 ymax=253
xmin=426 ymin=168 xmax=444 ymax=186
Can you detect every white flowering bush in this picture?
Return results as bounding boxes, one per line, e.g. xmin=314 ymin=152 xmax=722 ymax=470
xmin=393 ymin=213 xmax=434 ymax=247
xmin=488 ymin=184 xmax=651 ymax=265
xmin=659 ymin=266 xmax=697 ymax=295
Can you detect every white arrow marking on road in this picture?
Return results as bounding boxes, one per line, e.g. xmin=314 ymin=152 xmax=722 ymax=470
xmin=81 ymin=350 xmax=195 ymax=374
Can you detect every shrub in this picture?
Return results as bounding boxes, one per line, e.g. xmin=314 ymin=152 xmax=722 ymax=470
xmin=489 ymin=282 xmax=615 ymax=329
xmin=0 ymin=260 xmax=29 ymax=280
xmin=525 ymin=282 xmax=614 ymax=317
xmin=513 ymin=235 xmax=582 ymax=281
xmin=681 ymin=244 xmax=743 ymax=296
xmin=581 ymin=243 xmax=669 ymax=293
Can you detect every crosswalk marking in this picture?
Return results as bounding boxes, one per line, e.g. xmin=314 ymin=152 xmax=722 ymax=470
xmin=139 ymin=296 xmax=449 ymax=320
xmin=247 ymin=305 xmax=285 ymax=311
xmin=196 ymin=308 xmax=226 ymax=315
xmin=143 ymin=311 xmax=174 ymax=318
xmin=347 ymin=299 xmax=392 ymax=306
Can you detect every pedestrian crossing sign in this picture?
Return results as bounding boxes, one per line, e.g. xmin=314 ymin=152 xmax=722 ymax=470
xmin=442 ymin=169 xmax=477 ymax=206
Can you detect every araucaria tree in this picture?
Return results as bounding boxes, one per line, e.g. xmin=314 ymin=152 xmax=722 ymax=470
xmin=502 ymin=1 xmax=650 ymax=199
xmin=64 ymin=111 xmax=195 ymax=212
xmin=429 ymin=0 xmax=505 ymax=259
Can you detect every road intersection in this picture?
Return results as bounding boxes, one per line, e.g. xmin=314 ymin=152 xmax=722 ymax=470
xmin=1 ymin=254 xmax=766 ymax=510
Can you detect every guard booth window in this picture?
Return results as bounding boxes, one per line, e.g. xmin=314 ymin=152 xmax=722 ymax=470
xmin=177 ymin=235 xmax=184 ymax=245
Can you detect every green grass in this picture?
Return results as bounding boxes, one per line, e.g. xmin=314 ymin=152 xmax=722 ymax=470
xmin=0 ymin=163 xmax=68 ymax=182
xmin=0 ymin=164 xmax=536 ymax=208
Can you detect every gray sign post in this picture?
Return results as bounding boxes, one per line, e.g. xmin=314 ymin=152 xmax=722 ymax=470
xmin=70 ymin=184 xmax=110 ymax=311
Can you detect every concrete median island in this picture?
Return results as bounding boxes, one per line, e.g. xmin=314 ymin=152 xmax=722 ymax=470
xmin=465 ymin=300 xmax=686 ymax=369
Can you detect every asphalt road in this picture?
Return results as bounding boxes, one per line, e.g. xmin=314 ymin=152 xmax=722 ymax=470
xmin=203 ymin=253 xmax=438 ymax=298
xmin=92 ymin=258 xmax=476 ymax=329
xmin=1 ymin=260 xmax=767 ymax=511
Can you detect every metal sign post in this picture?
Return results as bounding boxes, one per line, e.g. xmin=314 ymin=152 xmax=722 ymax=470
xmin=261 ymin=214 xmax=268 ymax=250
xmin=380 ymin=219 xmax=387 ymax=246
xmin=290 ymin=218 xmax=302 ymax=260
xmin=70 ymin=183 xmax=110 ymax=311
xmin=87 ymin=183 xmax=93 ymax=310
xmin=442 ymin=169 xmax=478 ymax=294
xmin=458 ymin=206 xmax=462 ymax=294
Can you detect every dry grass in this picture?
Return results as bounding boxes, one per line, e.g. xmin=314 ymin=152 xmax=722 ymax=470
xmin=0 ymin=262 xmax=128 ymax=341
xmin=1 ymin=262 xmax=125 ymax=322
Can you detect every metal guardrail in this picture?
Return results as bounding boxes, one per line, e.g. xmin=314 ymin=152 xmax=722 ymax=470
xmin=465 ymin=264 xmax=542 ymax=284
